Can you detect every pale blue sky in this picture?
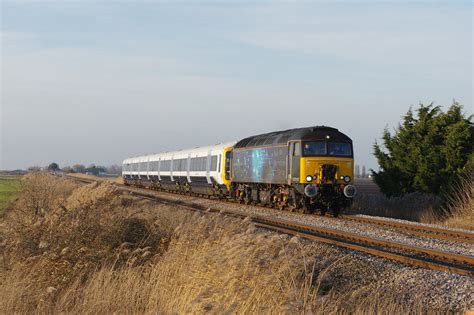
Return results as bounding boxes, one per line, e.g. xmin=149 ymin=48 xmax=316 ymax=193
xmin=1 ymin=1 xmax=472 ymax=170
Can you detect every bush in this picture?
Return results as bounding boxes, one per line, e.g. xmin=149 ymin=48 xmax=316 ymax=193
xmin=373 ymin=102 xmax=473 ymax=198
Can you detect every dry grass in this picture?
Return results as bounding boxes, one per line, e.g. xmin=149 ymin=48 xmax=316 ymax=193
xmin=351 ymin=173 xmax=473 ymax=230
xmin=1 ymin=173 xmax=465 ymax=314
xmin=350 ymin=192 xmax=440 ymax=222
xmin=441 ymin=174 xmax=474 ymax=230
xmin=66 ymin=172 xmax=123 ymax=184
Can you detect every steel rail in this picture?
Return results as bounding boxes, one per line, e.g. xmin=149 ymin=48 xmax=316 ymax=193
xmin=128 ymin=188 xmax=474 ymax=277
xmin=63 ymin=175 xmax=474 ymax=244
xmin=340 ymin=215 xmax=474 ymax=244
xmin=62 ymin=175 xmax=474 ymax=277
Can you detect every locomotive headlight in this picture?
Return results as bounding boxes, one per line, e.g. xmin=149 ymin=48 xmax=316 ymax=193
xmin=343 ymin=176 xmax=351 ymax=183
xmin=306 ymin=175 xmax=313 ymax=182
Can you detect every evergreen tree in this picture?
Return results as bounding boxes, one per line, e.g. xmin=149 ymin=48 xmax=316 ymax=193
xmin=48 ymin=162 xmax=60 ymax=172
xmin=373 ymin=102 xmax=473 ymax=197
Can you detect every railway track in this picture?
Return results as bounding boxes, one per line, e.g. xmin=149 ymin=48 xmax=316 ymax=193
xmin=63 ymin=175 xmax=474 ymax=277
xmin=340 ymin=214 xmax=474 ymax=244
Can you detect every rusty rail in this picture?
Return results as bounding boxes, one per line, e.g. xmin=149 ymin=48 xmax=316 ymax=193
xmin=63 ymin=175 xmax=474 ymax=277
xmin=341 ymin=215 xmax=474 ymax=244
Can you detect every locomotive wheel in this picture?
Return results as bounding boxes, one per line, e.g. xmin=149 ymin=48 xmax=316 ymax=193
xmin=299 ymin=198 xmax=310 ymax=214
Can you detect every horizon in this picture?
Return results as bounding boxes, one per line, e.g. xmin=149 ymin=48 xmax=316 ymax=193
xmin=1 ymin=1 xmax=472 ymax=170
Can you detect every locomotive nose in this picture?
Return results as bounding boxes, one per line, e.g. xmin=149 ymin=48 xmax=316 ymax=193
xmin=321 ymin=164 xmax=338 ymax=182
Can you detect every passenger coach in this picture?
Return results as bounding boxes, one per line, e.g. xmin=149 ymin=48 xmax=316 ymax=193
xmin=122 ymin=141 xmax=236 ymax=197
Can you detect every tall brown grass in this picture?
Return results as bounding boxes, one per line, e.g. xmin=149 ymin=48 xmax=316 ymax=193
xmin=440 ymin=173 xmax=474 ymax=230
xmin=350 ymin=192 xmax=440 ymax=222
xmin=0 ymin=173 xmax=466 ymax=314
xmin=351 ymin=173 xmax=473 ymax=230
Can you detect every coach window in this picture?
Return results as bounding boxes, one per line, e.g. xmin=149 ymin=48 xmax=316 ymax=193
xmin=193 ymin=158 xmax=198 ymax=171
xmin=211 ymin=156 xmax=218 ymax=171
xmin=173 ymin=160 xmax=179 ymax=172
xmin=198 ymin=157 xmax=204 ymax=171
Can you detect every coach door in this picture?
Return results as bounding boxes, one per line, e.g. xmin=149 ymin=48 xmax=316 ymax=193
xmin=225 ymin=151 xmax=232 ymax=180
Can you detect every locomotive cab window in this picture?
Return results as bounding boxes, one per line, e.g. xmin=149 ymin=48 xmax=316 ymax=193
xmin=294 ymin=142 xmax=302 ymax=156
xmin=303 ymin=141 xmax=352 ymax=157
xmin=289 ymin=142 xmax=301 ymax=156
xmin=328 ymin=142 xmax=352 ymax=156
xmin=303 ymin=142 xmax=327 ymax=156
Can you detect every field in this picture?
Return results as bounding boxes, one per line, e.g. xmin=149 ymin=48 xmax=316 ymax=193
xmin=0 ymin=176 xmax=21 ymax=215
xmin=0 ymin=173 xmax=472 ymax=314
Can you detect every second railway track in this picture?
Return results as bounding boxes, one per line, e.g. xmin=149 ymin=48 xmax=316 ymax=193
xmin=64 ymin=175 xmax=474 ymax=277
xmin=340 ymin=214 xmax=474 ymax=244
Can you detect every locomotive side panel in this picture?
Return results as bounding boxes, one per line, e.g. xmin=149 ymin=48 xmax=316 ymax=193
xmin=232 ymin=146 xmax=287 ymax=184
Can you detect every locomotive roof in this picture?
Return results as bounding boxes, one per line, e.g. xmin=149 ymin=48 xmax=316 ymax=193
xmin=234 ymin=126 xmax=352 ymax=149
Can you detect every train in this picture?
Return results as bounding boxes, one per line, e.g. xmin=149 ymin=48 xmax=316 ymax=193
xmin=122 ymin=126 xmax=357 ymax=216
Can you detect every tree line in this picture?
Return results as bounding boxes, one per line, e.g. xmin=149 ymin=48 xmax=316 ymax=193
xmin=28 ymin=164 xmax=122 ymax=176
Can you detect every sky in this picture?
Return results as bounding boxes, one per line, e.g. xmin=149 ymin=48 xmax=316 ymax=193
xmin=1 ymin=0 xmax=472 ymax=170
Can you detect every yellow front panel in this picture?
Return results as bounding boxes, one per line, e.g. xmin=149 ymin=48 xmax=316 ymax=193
xmin=300 ymin=157 xmax=354 ymax=185
xmin=222 ymin=146 xmax=233 ymax=190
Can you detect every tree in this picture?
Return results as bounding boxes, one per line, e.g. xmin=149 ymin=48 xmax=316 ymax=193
xmin=373 ymin=102 xmax=473 ymax=197
xmin=72 ymin=164 xmax=85 ymax=173
xmin=62 ymin=166 xmax=74 ymax=173
xmin=84 ymin=165 xmax=106 ymax=176
xmin=107 ymin=164 xmax=122 ymax=175
xmin=47 ymin=162 xmax=60 ymax=172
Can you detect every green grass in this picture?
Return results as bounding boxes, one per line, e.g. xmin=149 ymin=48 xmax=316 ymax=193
xmin=0 ymin=176 xmax=22 ymax=215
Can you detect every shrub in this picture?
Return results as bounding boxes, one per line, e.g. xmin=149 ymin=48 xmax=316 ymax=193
xmin=373 ymin=102 xmax=473 ymax=198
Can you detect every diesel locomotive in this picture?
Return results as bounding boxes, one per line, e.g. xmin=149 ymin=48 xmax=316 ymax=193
xmin=122 ymin=126 xmax=357 ymax=216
